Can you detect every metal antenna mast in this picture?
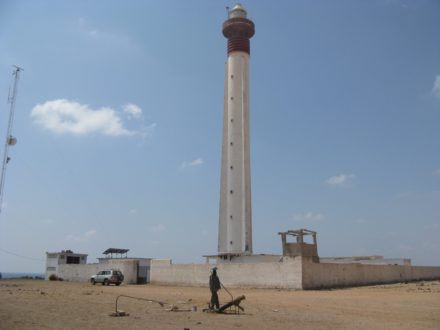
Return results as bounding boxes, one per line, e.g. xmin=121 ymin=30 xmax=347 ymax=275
xmin=0 ymin=65 xmax=23 ymax=214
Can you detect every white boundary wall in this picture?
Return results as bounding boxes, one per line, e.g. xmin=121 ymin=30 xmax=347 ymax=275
xmin=150 ymin=257 xmax=440 ymax=290
xmin=302 ymin=260 xmax=440 ymax=289
xmin=54 ymin=257 xmax=440 ymax=289
xmin=150 ymin=257 xmax=302 ymax=289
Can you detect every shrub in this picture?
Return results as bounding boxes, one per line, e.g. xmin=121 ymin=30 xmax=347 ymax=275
xmin=49 ymin=274 xmax=58 ymax=281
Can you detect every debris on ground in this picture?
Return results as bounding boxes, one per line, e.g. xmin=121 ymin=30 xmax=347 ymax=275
xmin=109 ymin=310 xmax=129 ymax=317
xmin=110 ymin=294 xmax=198 ymax=317
xmin=203 ymin=295 xmax=246 ymax=314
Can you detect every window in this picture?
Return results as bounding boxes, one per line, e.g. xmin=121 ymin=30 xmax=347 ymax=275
xmin=66 ymin=256 xmax=80 ymax=264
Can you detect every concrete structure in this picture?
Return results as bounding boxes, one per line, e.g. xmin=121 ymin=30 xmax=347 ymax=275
xmin=47 ymin=231 xmax=440 ymax=289
xmin=56 ymin=258 xmax=152 ymax=284
xmin=218 ymin=4 xmax=255 ymax=258
xmin=151 ymin=228 xmax=440 ymax=289
xmin=45 ymin=250 xmax=87 ymax=280
xmin=279 ymin=229 xmax=319 ymax=262
xmin=51 ymin=252 xmax=440 ymax=289
xmin=45 ymin=249 xmax=151 ymax=284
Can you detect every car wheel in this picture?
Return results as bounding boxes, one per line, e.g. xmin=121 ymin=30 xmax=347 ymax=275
xmin=91 ymin=279 xmax=96 ymax=285
xmin=116 ymin=282 xmax=121 ymax=286
xmin=104 ymin=279 xmax=109 ymax=286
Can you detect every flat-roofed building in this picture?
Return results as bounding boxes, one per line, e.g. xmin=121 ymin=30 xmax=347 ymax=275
xmin=45 ymin=250 xmax=88 ymax=279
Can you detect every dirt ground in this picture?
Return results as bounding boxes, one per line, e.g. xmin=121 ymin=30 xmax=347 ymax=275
xmin=0 ymin=279 xmax=439 ymax=330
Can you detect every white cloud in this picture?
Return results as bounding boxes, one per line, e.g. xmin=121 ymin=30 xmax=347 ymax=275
xmin=326 ymin=174 xmax=356 ymax=186
xmin=432 ymin=75 xmax=440 ymax=98
xmin=84 ymin=229 xmax=96 ymax=237
xmin=88 ymin=29 xmax=99 ymax=38
xmin=128 ymin=208 xmax=137 ymax=215
xmin=150 ymin=224 xmax=166 ymax=233
xmin=77 ymin=17 xmax=140 ymax=52
xmin=41 ymin=218 xmax=54 ymax=225
xmin=78 ymin=17 xmax=86 ymax=27
xmin=180 ymin=158 xmax=204 ymax=169
xmin=31 ymin=99 xmax=133 ymax=136
xmin=422 ymin=223 xmax=439 ymax=230
xmin=136 ymin=123 xmax=157 ymax=141
xmin=395 ymin=191 xmax=412 ymax=200
xmin=189 ymin=158 xmax=203 ymax=166
xmin=293 ymin=212 xmax=324 ymax=222
xmin=78 ymin=18 xmax=100 ymax=39
xmin=66 ymin=228 xmax=97 ymax=241
xmin=142 ymin=122 xmax=157 ymax=134
xmin=123 ymin=103 xmax=142 ymax=119
xmin=397 ymin=243 xmax=413 ymax=252
xmin=433 ymin=168 xmax=440 ymax=176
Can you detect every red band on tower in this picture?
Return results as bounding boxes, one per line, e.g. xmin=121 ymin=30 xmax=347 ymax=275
xmin=223 ymin=17 xmax=255 ymax=55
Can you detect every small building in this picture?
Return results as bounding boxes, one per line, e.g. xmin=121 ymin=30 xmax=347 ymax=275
xmin=45 ymin=250 xmax=88 ymax=280
xmin=97 ymin=248 xmax=151 ymax=284
xmin=278 ymin=229 xmax=319 ymax=262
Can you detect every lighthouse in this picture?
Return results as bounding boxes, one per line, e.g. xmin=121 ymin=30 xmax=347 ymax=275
xmin=218 ymin=4 xmax=255 ymax=258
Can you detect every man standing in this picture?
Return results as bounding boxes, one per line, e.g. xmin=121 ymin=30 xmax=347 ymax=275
xmin=209 ymin=267 xmax=221 ymax=310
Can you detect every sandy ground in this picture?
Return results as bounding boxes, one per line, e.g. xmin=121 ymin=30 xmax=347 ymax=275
xmin=0 ymin=279 xmax=439 ymax=330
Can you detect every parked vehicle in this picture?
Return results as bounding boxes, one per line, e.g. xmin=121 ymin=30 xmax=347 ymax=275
xmin=90 ymin=269 xmax=124 ymax=286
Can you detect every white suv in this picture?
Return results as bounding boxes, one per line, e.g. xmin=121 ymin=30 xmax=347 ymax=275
xmin=90 ymin=269 xmax=124 ymax=286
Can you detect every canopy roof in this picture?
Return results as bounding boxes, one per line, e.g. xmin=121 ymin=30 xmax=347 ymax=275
xmin=102 ymin=248 xmax=129 ymax=255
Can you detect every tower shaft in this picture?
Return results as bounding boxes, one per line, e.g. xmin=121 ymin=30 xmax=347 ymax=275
xmin=218 ymin=5 xmax=255 ymax=255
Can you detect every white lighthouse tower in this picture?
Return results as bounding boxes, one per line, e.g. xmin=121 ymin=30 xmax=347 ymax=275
xmin=218 ymin=4 xmax=255 ymax=259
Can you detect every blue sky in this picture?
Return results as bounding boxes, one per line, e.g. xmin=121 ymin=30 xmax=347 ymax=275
xmin=0 ymin=0 xmax=439 ymax=273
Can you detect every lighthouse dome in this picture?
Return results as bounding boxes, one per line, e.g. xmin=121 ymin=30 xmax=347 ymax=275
xmin=229 ymin=3 xmax=247 ymax=18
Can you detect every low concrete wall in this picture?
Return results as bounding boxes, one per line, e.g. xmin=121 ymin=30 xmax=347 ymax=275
xmin=57 ymin=264 xmax=101 ymax=282
xmin=150 ymin=257 xmax=302 ymax=289
xmin=302 ymin=260 xmax=440 ymax=289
